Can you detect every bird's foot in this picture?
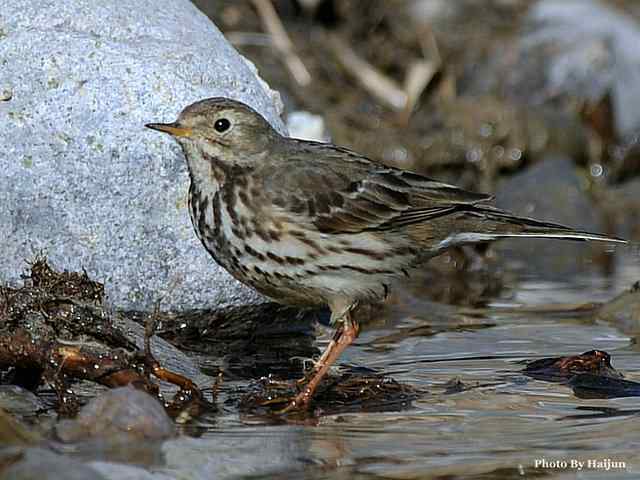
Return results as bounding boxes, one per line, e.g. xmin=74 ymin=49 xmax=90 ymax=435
xmin=277 ymin=386 xmax=314 ymax=413
xmin=279 ymin=321 xmax=360 ymax=414
xmin=287 ymin=356 xmax=320 ymax=386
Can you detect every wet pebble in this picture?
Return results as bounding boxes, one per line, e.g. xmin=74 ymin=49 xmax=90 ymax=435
xmin=89 ymin=461 xmax=175 ymax=480
xmin=0 ymin=447 xmax=107 ymax=480
xmin=594 ymin=281 xmax=640 ymax=335
xmin=523 ymin=350 xmax=623 ymax=382
xmin=0 ymin=385 xmax=45 ymax=417
xmin=55 ymin=386 xmax=175 ymax=443
xmin=160 ymin=434 xmax=309 ymax=479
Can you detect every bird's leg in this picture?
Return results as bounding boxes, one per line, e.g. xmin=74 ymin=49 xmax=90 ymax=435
xmin=295 ymin=324 xmax=343 ymax=385
xmin=282 ymin=305 xmax=360 ymax=412
xmin=294 ymin=324 xmax=343 ymax=386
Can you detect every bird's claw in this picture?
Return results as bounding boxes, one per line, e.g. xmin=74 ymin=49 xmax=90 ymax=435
xmin=277 ymin=390 xmax=311 ymax=414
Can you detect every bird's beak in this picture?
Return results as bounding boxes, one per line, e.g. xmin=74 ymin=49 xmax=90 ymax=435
xmin=145 ymin=122 xmax=193 ymax=138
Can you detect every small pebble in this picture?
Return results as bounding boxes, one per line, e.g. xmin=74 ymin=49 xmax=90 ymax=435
xmin=55 ymin=386 xmax=175 ymax=442
xmin=0 ymin=88 xmax=12 ymax=101
xmin=286 ymin=111 xmax=329 ymax=142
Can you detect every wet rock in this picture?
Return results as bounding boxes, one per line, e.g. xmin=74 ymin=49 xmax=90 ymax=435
xmin=523 ymin=350 xmax=640 ymax=398
xmin=89 ymin=461 xmax=175 ymax=480
xmin=513 ymin=0 xmax=640 ymax=137
xmin=523 ymin=350 xmax=623 ymax=382
xmin=0 ymin=0 xmax=284 ymax=312
xmin=113 ymin=316 xmax=215 ymax=390
xmin=55 ymin=386 xmax=175 ymax=443
xmin=156 ymin=302 xmax=322 ymax=380
xmin=0 ymin=386 xmax=45 ymax=417
xmin=494 ymin=155 xmax=606 ymax=278
xmin=160 ymin=434 xmax=308 ymax=480
xmin=594 ymin=281 xmax=640 ymax=335
xmin=442 ymin=377 xmax=468 ymax=394
xmin=569 ymin=374 xmax=640 ymax=399
xmin=0 ymin=447 xmax=107 ymax=480
xmin=0 ymin=408 xmax=41 ymax=446
xmin=52 ymin=385 xmax=176 ymax=465
xmin=600 ymin=178 xmax=640 ymax=240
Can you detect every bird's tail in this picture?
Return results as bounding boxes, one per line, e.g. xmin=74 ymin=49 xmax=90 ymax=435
xmin=435 ymin=206 xmax=627 ymax=249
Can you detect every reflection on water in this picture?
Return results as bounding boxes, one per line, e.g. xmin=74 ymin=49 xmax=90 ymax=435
xmin=157 ymin=254 xmax=640 ymax=479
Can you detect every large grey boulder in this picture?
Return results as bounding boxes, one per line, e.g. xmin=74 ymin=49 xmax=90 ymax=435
xmin=0 ymin=0 xmax=284 ymax=311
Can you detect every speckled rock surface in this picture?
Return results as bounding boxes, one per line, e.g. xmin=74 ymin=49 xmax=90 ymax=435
xmin=0 ymin=0 xmax=284 ymax=311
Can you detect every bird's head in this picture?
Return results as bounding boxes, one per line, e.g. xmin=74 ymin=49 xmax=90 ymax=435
xmin=146 ymin=97 xmax=280 ymax=176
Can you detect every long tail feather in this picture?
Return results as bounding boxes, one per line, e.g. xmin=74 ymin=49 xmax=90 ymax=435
xmin=436 ymin=206 xmax=627 ymax=249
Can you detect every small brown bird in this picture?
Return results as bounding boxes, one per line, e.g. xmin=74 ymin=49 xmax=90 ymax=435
xmin=146 ymin=98 xmax=625 ymax=411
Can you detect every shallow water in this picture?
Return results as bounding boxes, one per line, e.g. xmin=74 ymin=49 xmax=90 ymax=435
xmin=143 ymin=253 xmax=640 ymax=480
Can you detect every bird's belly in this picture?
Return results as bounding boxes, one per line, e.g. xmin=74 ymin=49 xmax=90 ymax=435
xmin=189 ymin=186 xmax=416 ymax=306
xmin=224 ymin=231 xmax=413 ymax=306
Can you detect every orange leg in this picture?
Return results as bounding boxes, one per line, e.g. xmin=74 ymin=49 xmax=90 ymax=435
xmin=282 ymin=316 xmax=360 ymax=412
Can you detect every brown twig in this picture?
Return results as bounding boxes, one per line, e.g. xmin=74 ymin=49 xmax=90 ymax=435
xmin=0 ymin=324 xmax=211 ymax=418
xmin=252 ymin=0 xmax=311 ymax=87
xmin=402 ymin=24 xmax=442 ymax=119
xmin=327 ymin=32 xmax=407 ymax=110
xmin=0 ymin=329 xmax=158 ymax=395
xmin=0 ymin=257 xmax=214 ymax=418
xmin=141 ymin=308 xmax=211 ymax=419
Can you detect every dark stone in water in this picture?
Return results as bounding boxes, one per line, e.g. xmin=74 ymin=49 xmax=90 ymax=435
xmin=569 ymin=374 xmax=640 ymax=399
xmin=523 ymin=349 xmax=622 ymax=382
xmin=495 ymin=155 xmax=607 ymax=278
xmin=523 ymin=349 xmax=640 ymax=398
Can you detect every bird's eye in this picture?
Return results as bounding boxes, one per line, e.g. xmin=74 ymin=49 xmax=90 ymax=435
xmin=214 ymin=118 xmax=231 ymax=133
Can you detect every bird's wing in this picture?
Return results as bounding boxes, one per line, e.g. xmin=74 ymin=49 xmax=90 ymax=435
xmin=260 ymin=141 xmax=492 ymax=234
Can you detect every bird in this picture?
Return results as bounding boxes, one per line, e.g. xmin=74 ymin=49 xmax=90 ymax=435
xmin=146 ymin=97 xmax=626 ymax=411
